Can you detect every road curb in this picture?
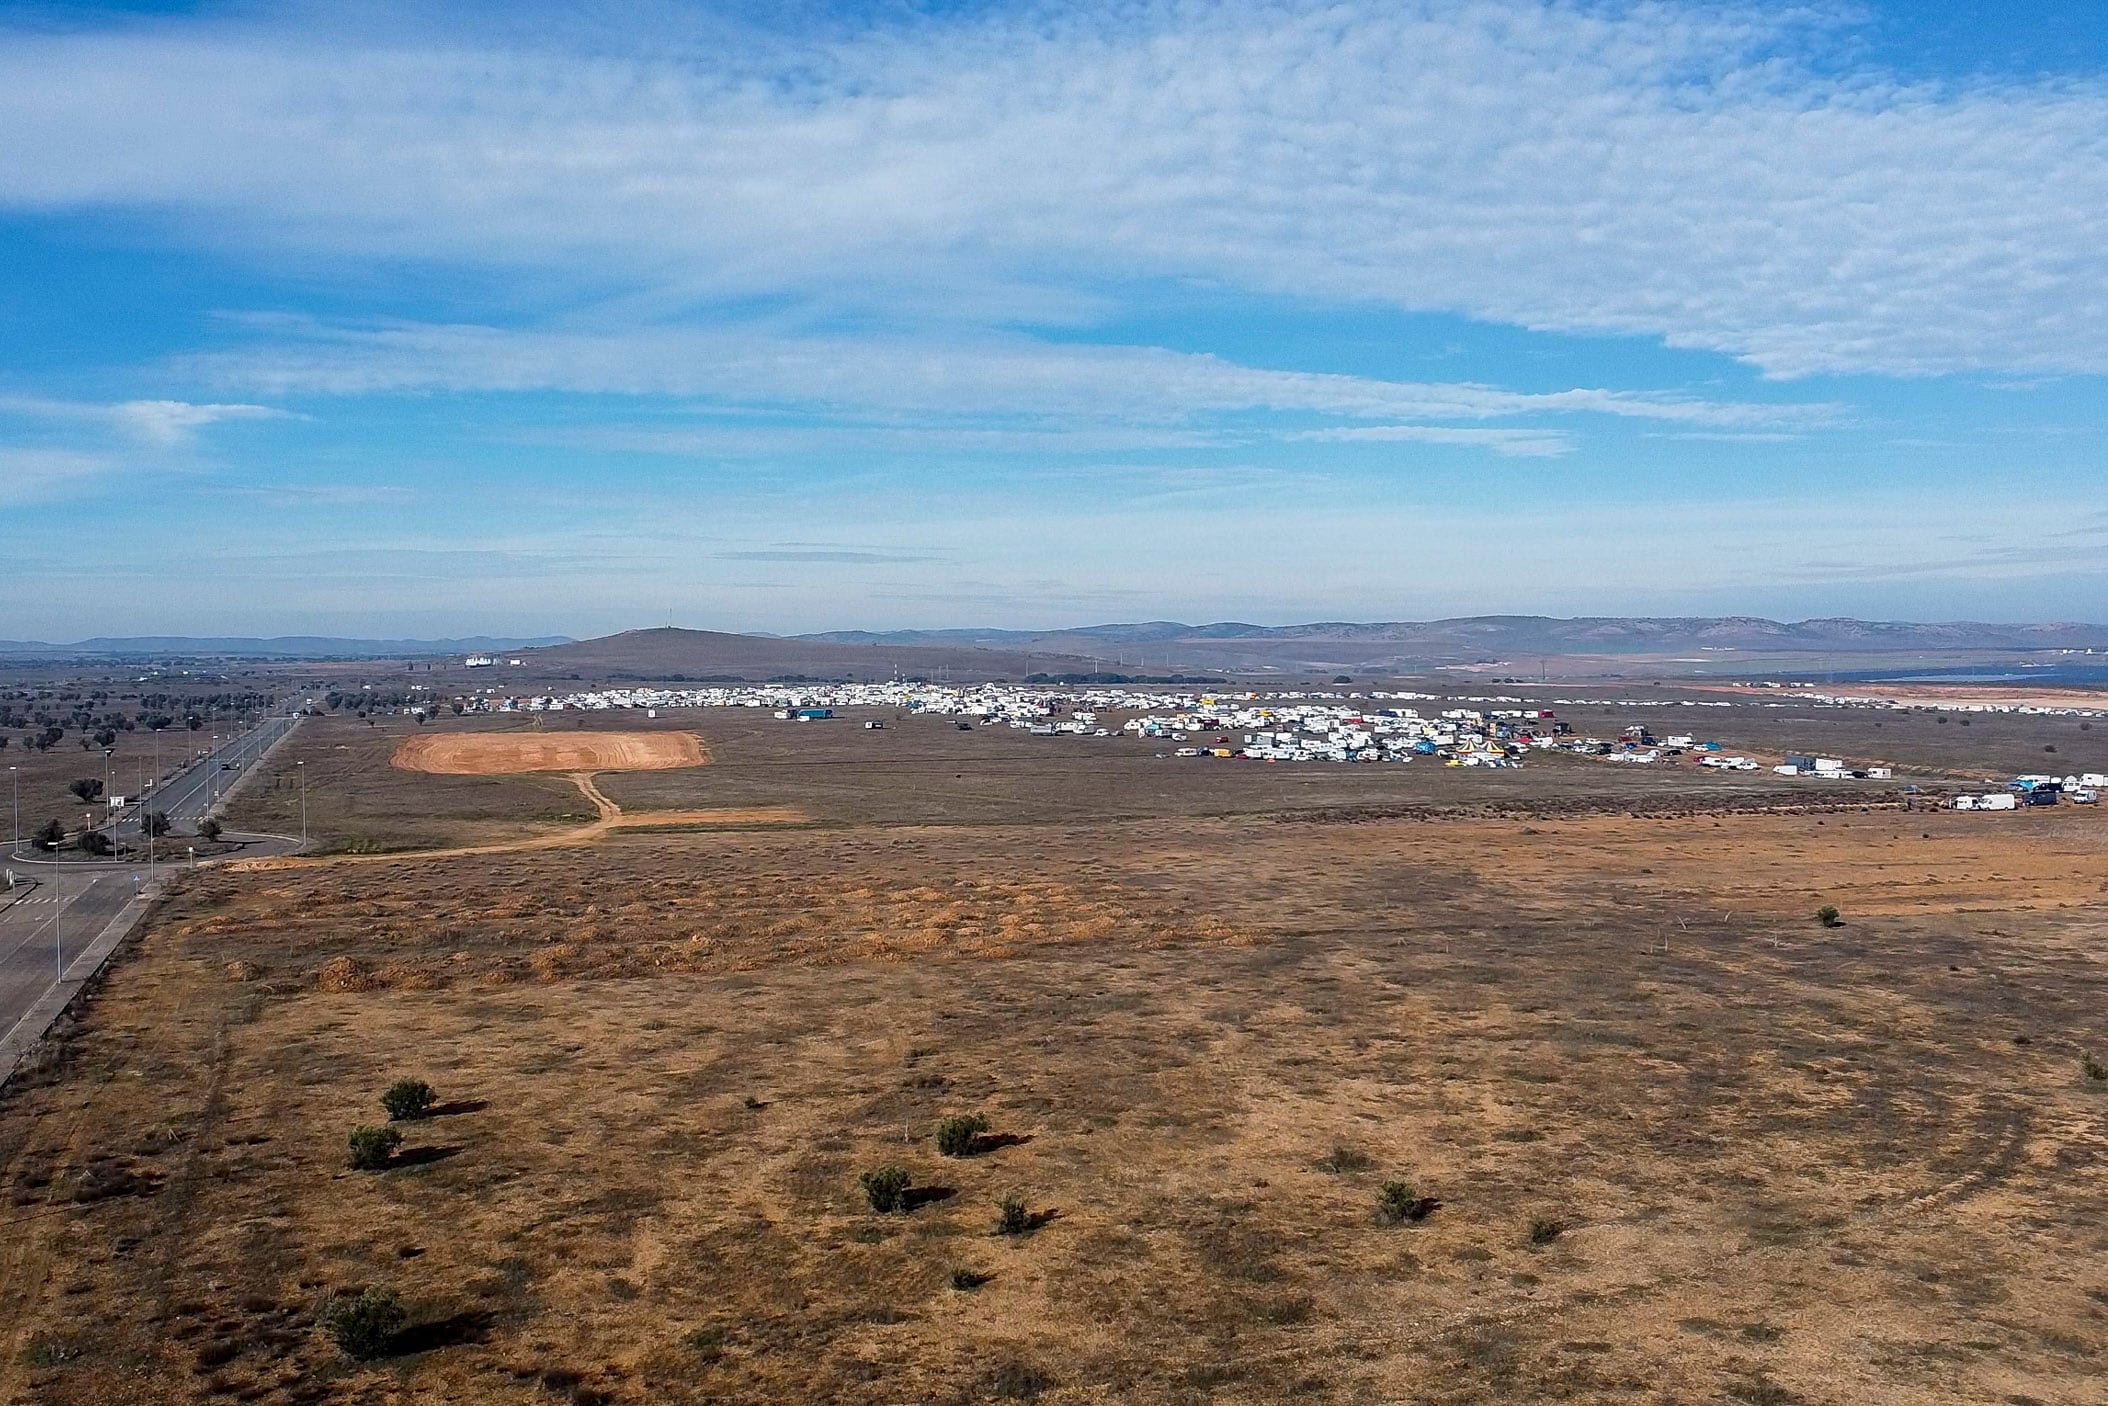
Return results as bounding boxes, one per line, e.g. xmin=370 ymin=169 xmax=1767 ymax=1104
xmin=0 ymin=876 xmax=168 ymax=1092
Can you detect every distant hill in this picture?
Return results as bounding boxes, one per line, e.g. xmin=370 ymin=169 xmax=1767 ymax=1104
xmin=521 ymin=627 xmax=1103 ymax=681
xmin=799 ymin=616 xmax=2108 ymax=673
xmin=0 ymin=635 xmax=572 ymax=659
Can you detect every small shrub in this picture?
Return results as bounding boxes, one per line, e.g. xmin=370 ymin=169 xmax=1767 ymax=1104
xmin=1318 ymin=1145 xmax=1373 ymax=1174
xmin=2083 ymin=1053 xmax=2107 ymax=1084
xmin=1815 ymin=905 xmax=1842 ymax=928
xmin=949 ymin=1265 xmax=986 ymax=1291
xmin=977 ymin=1358 xmax=1051 ymax=1400
xmin=995 ymin=1192 xmax=1030 ymax=1236
xmin=1527 ymin=1216 xmax=1566 ymax=1246
xmin=197 ymin=818 xmax=223 ymax=842
xmin=934 ymin=1113 xmax=990 ymax=1157
xmin=1376 ymin=1180 xmax=1417 ymax=1224
xmin=318 ymin=1287 xmax=405 ymax=1360
xmin=379 ymin=1079 xmax=436 ymax=1121
xmin=346 ymin=1125 xmax=402 ymax=1171
xmin=19 ymin=1334 xmax=80 ymax=1367
xmin=859 ymin=1166 xmax=910 ymax=1214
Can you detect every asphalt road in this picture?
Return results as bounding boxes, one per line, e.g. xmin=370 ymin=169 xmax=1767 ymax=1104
xmin=0 ymin=707 xmax=303 ymax=1061
xmin=123 ymin=710 xmax=302 ymax=837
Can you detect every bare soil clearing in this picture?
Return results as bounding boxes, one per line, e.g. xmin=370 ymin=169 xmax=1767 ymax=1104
xmin=391 ymin=730 xmax=707 ymax=775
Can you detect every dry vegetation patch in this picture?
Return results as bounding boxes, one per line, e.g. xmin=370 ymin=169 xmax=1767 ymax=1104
xmin=2 ymin=807 xmax=2104 ymax=1405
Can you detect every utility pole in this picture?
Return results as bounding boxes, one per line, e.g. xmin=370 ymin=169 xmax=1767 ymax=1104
xmin=54 ymin=877 xmax=62 ymax=981
xmin=298 ymin=759 xmax=307 ymax=850
xmin=8 ymin=765 xmax=16 ymax=856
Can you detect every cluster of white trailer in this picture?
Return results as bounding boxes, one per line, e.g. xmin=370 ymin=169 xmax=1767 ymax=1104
xmin=466 ymin=683 xmax=1545 ymax=766
xmin=1952 ymin=774 xmax=2104 ymax=810
xmin=431 ymin=681 xmax=2102 ymax=794
xmin=1124 ymin=698 xmax=1524 ymax=765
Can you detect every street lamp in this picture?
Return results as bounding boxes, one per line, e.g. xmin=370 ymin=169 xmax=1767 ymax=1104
xmin=297 ymin=759 xmax=307 ymax=849
xmin=8 ymin=765 xmax=16 ymax=857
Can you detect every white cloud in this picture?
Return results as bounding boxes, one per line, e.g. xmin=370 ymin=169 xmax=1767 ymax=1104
xmin=193 ymin=320 xmax=1816 ymax=431
xmin=0 ymin=394 xmax=291 ymax=445
xmin=110 ymin=399 xmax=289 ymax=446
xmin=2 ymin=3 xmax=2105 ymax=376
xmin=1287 ymin=425 xmax=1572 ymax=457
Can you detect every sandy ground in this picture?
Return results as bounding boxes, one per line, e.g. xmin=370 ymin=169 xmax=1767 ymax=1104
xmin=391 ymin=731 xmax=708 ymax=776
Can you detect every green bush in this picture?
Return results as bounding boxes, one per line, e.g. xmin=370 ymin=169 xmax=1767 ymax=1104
xmin=319 ymin=1287 xmax=405 ymax=1360
xmin=379 ymin=1079 xmax=437 ymax=1121
xmin=197 ymin=818 xmax=223 ymax=842
xmin=346 ymin=1125 xmax=402 ymax=1171
xmin=1527 ymin=1216 xmax=1566 ymax=1246
xmin=1815 ymin=905 xmax=1842 ymax=928
xmin=934 ymin=1113 xmax=990 ymax=1157
xmin=1376 ymin=1180 xmax=1433 ymax=1225
xmin=949 ymin=1266 xmax=986 ymax=1291
xmin=995 ymin=1192 xmax=1030 ymax=1236
xmin=859 ymin=1166 xmax=910 ymax=1214
xmin=2083 ymin=1053 xmax=2107 ymax=1084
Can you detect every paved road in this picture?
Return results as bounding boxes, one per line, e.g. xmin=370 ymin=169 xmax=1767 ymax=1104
xmin=117 ymin=709 xmax=303 ymax=839
xmin=0 ymin=707 xmax=304 ymax=1065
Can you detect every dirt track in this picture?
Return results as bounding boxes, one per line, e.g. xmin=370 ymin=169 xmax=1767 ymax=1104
xmin=391 ymin=730 xmax=707 ymax=775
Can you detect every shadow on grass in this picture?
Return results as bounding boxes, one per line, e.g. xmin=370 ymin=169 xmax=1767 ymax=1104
xmin=391 ymin=1145 xmax=464 ymax=1169
xmin=901 ymin=1185 xmax=958 ymax=1212
xmin=424 ymin=1100 xmax=488 ymax=1118
xmin=391 ymin=1309 xmax=496 ymax=1356
xmin=970 ymin=1132 xmax=1034 ymax=1155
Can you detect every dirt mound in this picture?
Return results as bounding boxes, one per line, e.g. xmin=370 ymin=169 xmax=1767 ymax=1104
xmin=391 ymin=731 xmax=707 ymax=775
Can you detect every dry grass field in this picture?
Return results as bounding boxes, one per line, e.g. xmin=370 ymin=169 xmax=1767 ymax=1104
xmin=2 ymin=706 xmax=2105 ymax=1405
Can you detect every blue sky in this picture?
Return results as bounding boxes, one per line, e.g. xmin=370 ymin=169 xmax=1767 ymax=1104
xmin=3 ymin=0 xmax=2107 ymax=639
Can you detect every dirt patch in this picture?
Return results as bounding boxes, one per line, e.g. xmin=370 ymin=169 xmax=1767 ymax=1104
xmin=392 ymin=730 xmax=708 ymax=776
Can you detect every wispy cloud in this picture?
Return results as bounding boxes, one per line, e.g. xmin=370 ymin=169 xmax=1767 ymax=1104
xmin=0 ymin=446 xmax=114 ymax=507
xmin=0 ymin=394 xmax=292 ymax=445
xmin=714 ymin=548 xmax=940 ymax=564
xmin=1287 ymin=425 xmax=1572 ymax=457
xmin=2 ymin=4 xmax=2104 ymax=376
xmin=526 ymin=423 xmax=1234 ymax=456
xmin=110 ymin=399 xmax=291 ymax=446
xmin=194 ymin=320 xmax=1819 ymax=433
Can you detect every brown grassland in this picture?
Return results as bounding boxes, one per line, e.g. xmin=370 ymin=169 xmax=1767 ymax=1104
xmin=0 ymin=708 xmax=2104 ymax=1405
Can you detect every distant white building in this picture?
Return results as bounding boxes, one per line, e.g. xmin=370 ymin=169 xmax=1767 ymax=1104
xmin=465 ymin=655 xmax=495 ymax=667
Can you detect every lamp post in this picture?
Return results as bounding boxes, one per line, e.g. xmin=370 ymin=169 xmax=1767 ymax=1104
xmin=298 ymin=759 xmax=307 ymax=850
xmin=8 ymin=765 xmax=16 ymax=857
